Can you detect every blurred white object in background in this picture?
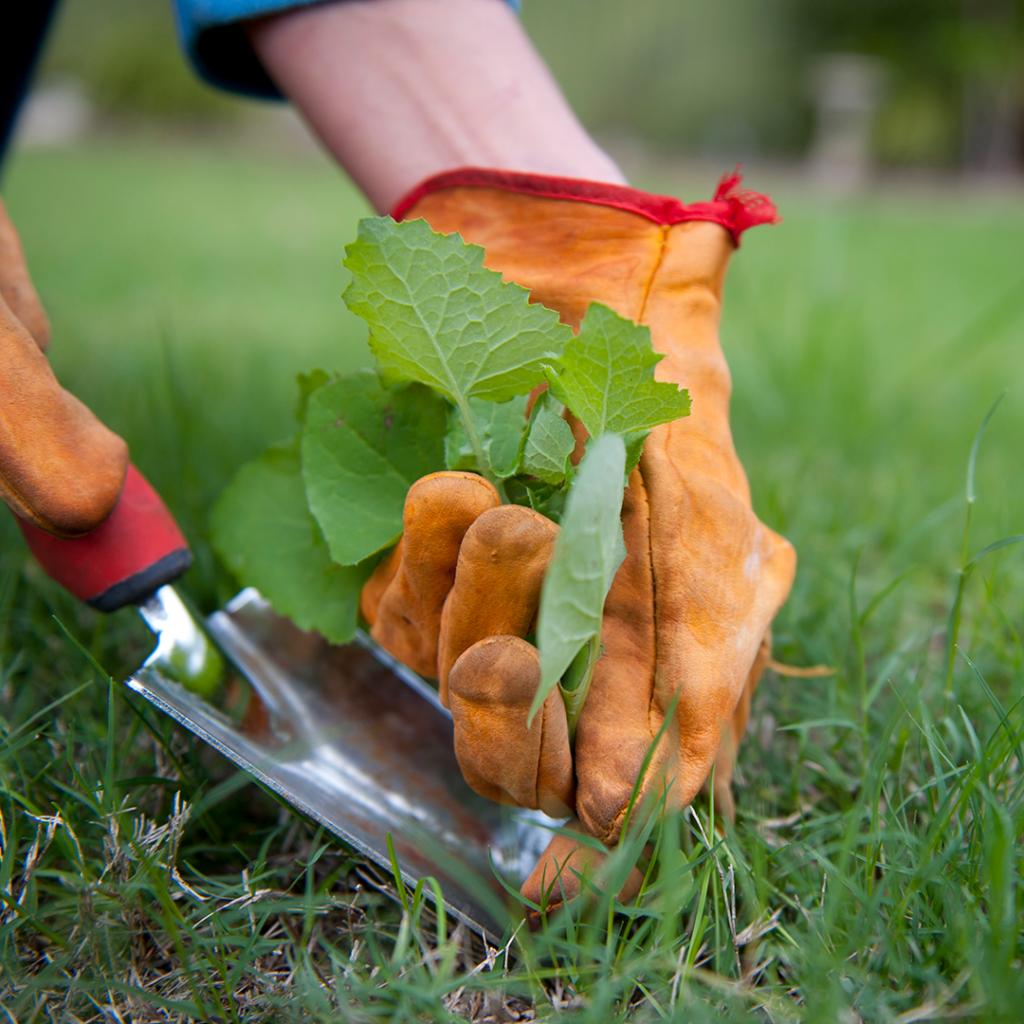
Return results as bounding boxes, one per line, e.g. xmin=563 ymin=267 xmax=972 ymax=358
xmin=14 ymin=77 xmax=93 ymax=149
xmin=808 ymin=54 xmax=887 ymax=193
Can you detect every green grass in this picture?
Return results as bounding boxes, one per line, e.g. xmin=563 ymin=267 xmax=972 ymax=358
xmin=1 ymin=141 xmax=1023 ymax=1021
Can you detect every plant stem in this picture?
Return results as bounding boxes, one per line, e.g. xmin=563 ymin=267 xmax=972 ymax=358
xmin=560 ymin=635 xmax=601 ymax=745
xmin=454 ymin=394 xmax=508 ymax=501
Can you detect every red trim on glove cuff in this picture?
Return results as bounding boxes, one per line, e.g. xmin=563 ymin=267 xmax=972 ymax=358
xmin=390 ymin=167 xmax=779 ymax=246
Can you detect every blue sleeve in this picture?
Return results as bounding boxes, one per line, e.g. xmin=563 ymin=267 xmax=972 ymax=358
xmin=172 ymin=0 xmax=522 ymax=100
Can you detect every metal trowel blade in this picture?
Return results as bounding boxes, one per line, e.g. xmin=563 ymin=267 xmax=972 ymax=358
xmin=127 ymin=586 xmax=559 ymax=943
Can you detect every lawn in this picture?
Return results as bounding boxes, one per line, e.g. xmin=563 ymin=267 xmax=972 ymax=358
xmin=1 ymin=140 xmax=1023 ymax=1021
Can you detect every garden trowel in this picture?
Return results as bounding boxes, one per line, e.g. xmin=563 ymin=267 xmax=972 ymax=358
xmin=16 ymin=462 xmax=555 ymax=942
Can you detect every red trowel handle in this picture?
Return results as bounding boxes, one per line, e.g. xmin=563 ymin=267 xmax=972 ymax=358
xmin=17 ymin=463 xmax=192 ymax=612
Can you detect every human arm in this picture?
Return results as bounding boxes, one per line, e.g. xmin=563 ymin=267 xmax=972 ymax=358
xmin=243 ymin=0 xmax=626 ymax=212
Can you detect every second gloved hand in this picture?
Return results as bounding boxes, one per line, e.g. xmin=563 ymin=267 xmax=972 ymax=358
xmin=0 ymin=196 xmax=128 ymax=537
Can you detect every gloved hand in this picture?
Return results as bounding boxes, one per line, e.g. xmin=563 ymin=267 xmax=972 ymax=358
xmin=0 ymin=196 xmax=128 ymax=537
xmin=360 ymin=170 xmax=797 ymax=916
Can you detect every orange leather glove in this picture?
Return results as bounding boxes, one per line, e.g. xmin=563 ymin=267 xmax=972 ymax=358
xmin=0 ymin=196 xmax=128 ymax=537
xmin=360 ymin=170 xmax=796 ymax=916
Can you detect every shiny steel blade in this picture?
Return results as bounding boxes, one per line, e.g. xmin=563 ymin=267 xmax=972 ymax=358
xmin=128 ymin=586 xmax=559 ymax=942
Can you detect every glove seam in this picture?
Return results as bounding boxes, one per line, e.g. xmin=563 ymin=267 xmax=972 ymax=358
xmin=0 ymin=473 xmax=38 ymax=529
xmin=636 ymin=224 xmax=670 ymax=326
xmin=635 ymin=230 xmax=667 ymax=803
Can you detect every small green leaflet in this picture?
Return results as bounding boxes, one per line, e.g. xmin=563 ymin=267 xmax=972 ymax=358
xmin=530 ymin=433 xmax=628 ymax=732
xmin=211 ymin=442 xmax=373 ymax=645
xmin=295 ymin=368 xmax=331 ymax=424
xmin=302 ymin=369 xmax=447 ymax=567
xmin=519 ymin=391 xmax=576 ymax=486
xmin=543 ymin=302 xmax=691 ymax=473
xmin=504 ymin=476 xmax=568 ymax=525
xmin=527 ymin=483 xmax=567 ymax=523
xmin=444 ymin=395 xmax=529 ymax=478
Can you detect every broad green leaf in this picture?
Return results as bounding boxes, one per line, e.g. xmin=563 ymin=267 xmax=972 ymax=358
xmin=543 ymin=303 xmax=691 ymax=473
xmin=343 ymin=217 xmax=571 ymax=407
xmin=302 ymin=369 xmax=446 ymax=566
xmin=531 ymin=433 xmax=628 ymax=728
xmin=211 ymin=443 xmax=372 ymax=645
xmin=520 ymin=392 xmax=576 ymax=485
xmin=445 ymin=395 xmax=530 ymax=477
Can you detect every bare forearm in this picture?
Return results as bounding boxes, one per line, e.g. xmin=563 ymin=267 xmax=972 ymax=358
xmin=246 ymin=0 xmax=625 ymax=213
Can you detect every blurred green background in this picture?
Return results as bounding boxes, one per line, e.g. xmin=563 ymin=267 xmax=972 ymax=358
xmin=29 ymin=0 xmax=1024 ymax=170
